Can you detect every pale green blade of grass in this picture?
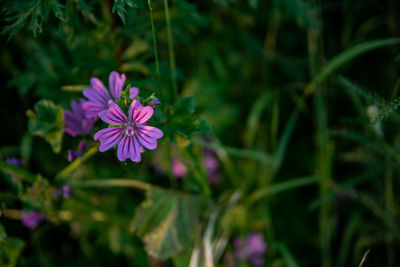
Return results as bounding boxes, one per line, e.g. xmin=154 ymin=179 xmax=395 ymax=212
xmin=68 ymin=178 xmax=153 ymax=191
xmin=247 ymin=175 xmax=316 ymax=205
xmin=304 ymin=38 xmax=400 ymax=97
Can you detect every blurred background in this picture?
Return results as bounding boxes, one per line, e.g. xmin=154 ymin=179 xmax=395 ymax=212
xmin=1 ymin=0 xmax=400 ymax=266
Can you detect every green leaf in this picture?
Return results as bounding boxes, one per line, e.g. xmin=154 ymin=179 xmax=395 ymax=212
xmin=305 ymin=38 xmax=400 ymax=96
xmin=112 ymin=0 xmax=135 ymax=25
xmin=26 ymin=99 xmax=64 ymax=154
xmin=1 ymin=0 xmax=65 ymax=41
xmin=0 ymin=237 xmax=24 ymax=267
xmin=132 ymin=188 xmax=209 ymax=259
xmin=163 ymin=97 xmax=211 ymax=143
xmin=174 ymin=97 xmax=195 ymax=115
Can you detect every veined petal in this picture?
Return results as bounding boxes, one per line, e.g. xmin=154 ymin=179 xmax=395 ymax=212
xmin=94 ymin=127 xmax=123 ymax=152
xmin=129 ymin=100 xmax=154 ymax=124
xmin=82 ymin=101 xmax=106 ymax=118
xmin=90 ymin=77 xmax=107 ymax=91
xmin=98 ymin=103 xmax=127 ymax=125
xmin=130 ymin=136 xmax=141 ymax=161
xmin=117 ymin=136 xmax=141 ymax=162
xmin=109 ymin=71 xmax=125 ymax=101
xmin=136 ymin=126 xmax=163 ymax=150
xmin=130 ymin=87 xmax=139 ymax=100
xmin=83 ymin=87 xmax=110 ymax=106
xmin=138 ymin=125 xmax=164 ymax=139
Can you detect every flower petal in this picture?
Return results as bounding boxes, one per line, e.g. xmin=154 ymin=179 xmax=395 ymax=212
xmin=82 ymin=101 xmax=106 ymax=118
xmin=70 ymin=99 xmax=85 ymax=119
xmin=83 ymin=87 xmax=110 ymax=106
xmin=129 ymin=100 xmax=154 ymax=124
xmin=109 ymin=71 xmax=125 ymax=101
xmin=138 ymin=125 xmax=164 ymax=138
xmin=130 ymin=136 xmax=141 ymax=161
xmin=94 ymin=127 xmax=123 ymax=152
xmin=130 ymin=87 xmax=139 ymax=100
xmin=136 ymin=126 xmax=163 ymax=150
xmin=98 ymin=103 xmax=127 ymax=125
xmin=90 ymin=77 xmax=107 ymax=91
xmin=117 ymin=136 xmax=141 ymax=162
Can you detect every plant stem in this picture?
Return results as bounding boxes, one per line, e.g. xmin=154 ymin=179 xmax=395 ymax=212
xmin=56 ymin=146 xmax=98 ymax=181
xmin=163 ymin=0 xmax=178 ymax=101
xmin=147 ymin=0 xmax=161 ymax=84
xmin=68 ymin=179 xmax=153 ymax=191
xmin=307 ymin=1 xmax=332 ymax=267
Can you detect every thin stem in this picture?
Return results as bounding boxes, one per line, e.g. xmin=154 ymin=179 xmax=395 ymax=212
xmin=0 ymin=160 xmax=36 ymax=183
xmin=68 ymin=179 xmax=153 ymax=191
xmin=147 ymin=0 xmax=161 ymax=83
xmin=55 ymin=146 xmax=98 ymax=181
xmin=163 ymin=0 xmax=178 ymax=101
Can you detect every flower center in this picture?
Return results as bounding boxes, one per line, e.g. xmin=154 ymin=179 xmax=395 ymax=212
xmin=107 ymin=99 xmax=114 ymax=105
xmin=124 ymin=123 xmax=136 ymax=136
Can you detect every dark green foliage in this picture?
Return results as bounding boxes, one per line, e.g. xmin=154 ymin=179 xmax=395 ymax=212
xmin=112 ymin=0 xmax=138 ymax=25
xmin=1 ymin=0 xmax=64 ymax=40
xmin=162 ymin=96 xmax=211 ymax=145
xmin=26 ymin=99 xmax=64 ymax=153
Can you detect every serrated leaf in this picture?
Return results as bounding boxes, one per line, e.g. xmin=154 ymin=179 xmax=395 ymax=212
xmin=26 ymin=99 xmax=64 ymax=153
xmin=132 ymin=188 xmax=209 ymax=259
xmin=163 ymin=96 xmax=211 ymax=142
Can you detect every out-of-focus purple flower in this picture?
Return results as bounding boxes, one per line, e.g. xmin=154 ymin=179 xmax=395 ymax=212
xmin=67 ymin=149 xmax=82 ymax=162
xmin=6 ymin=157 xmax=23 ymax=168
xmin=53 ymin=185 xmax=73 ymax=198
xmin=94 ymin=101 xmax=163 ymax=162
xmin=204 ymin=153 xmax=219 ymax=171
xmin=203 ymin=152 xmax=222 ymax=184
xmin=78 ymin=140 xmax=88 ymax=151
xmin=234 ymin=233 xmax=267 ymax=266
xmin=152 ymin=99 xmax=162 ymax=106
xmin=82 ymin=71 xmax=139 ymax=118
xmin=21 ymin=210 xmax=44 ymax=229
xmin=64 ymin=99 xmax=96 ymax=137
xmin=172 ymin=160 xmax=187 ymax=179
xmin=67 ymin=141 xmax=89 ymax=162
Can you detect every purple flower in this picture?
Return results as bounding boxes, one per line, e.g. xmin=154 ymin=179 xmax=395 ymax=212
xmin=152 ymin=99 xmax=162 ymax=106
xmin=203 ymin=152 xmax=222 ymax=184
xmin=21 ymin=210 xmax=44 ymax=229
xmin=6 ymin=157 xmax=23 ymax=168
xmin=234 ymin=233 xmax=267 ymax=266
xmin=53 ymin=185 xmax=73 ymax=198
xmin=83 ymin=71 xmax=139 ymax=118
xmin=64 ymin=99 xmax=96 ymax=136
xmin=172 ymin=160 xmax=187 ymax=179
xmin=67 ymin=141 xmax=89 ymax=162
xmin=94 ymin=101 xmax=163 ymax=162
xmin=78 ymin=140 xmax=88 ymax=151
xmin=67 ymin=149 xmax=82 ymax=162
